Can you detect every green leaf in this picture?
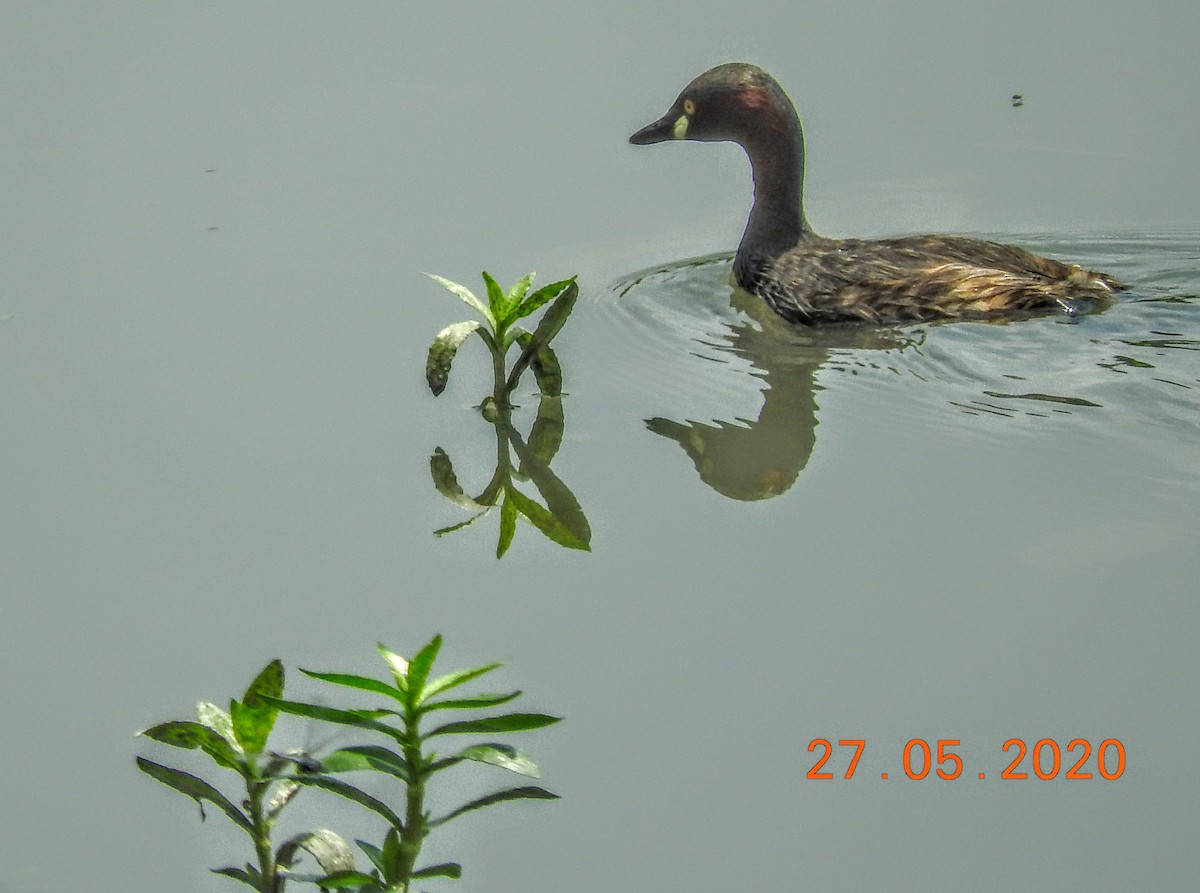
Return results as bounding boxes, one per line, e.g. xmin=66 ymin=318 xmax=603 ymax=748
xmin=357 ymin=839 xmax=386 ymax=875
xmin=276 ymin=828 xmax=356 ymax=875
xmin=422 ymin=661 xmax=503 ymax=700
xmin=505 ymin=281 xmax=578 ymax=393
xmin=139 ymin=721 xmax=243 ymax=771
xmin=505 ymin=484 xmax=590 ymax=552
xmin=513 ymin=276 xmax=576 ymax=321
xmin=321 ymin=745 xmax=409 ymax=780
xmin=507 ymin=271 xmax=535 ymax=307
xmin=229 ymin=660 xmax=284 ymax=756
xmin=507 ymin=438 xmax=590 ymax=550
xmin=382 ymin=826 xmax=403 ymax=879
xmin=434 ymin=509 xmax=491 ymax=537
xmin=264 ymin=698 xmax=401 ymax=741
xmin=426 ymin=320 xmax=483 ymax=396
xmin=286 ymin=775 xmax=405 ymax=830
xmin=312 ymin=869 xmax=381 ymax=888
xmin=135 ymin=757 xmax=253 ymax=833
xmin=429 ymin=785 xmax=560 ymax=827
xmin=419 ymin=690 xmax=520 ymax=713
xmin=457 ymin=743 xmax=541 ymax=777
xmin=509 ymin=331 xmax=563 ymax=397
xmin=299 ymin=669 xmax=404 ymax=703
xmin=482 ymin=271 xmax=510 ymax=324
xmin=211 ymin=866 xmax=260 ymax=888
xmin=425 ymin=273 xmax=494 ymax=328
xmin=413 ymin=862 xmax=463 ymax=880
xmin=497 ymin=492 xmax=518 ymax=558
xmin=425 ymin=712 xmax=562 ymax=738
xmin=407 ymin=634 xmax=443 ymax=706
xmin=377 ymin=643 xmax=410 ymax=693
xmin=525 ymin=395 xmax=565 ymax=466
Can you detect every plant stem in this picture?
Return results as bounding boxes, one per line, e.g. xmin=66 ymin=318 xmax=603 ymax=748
xmin=490 ymin=337 xmax=510 ymax=409
xmin=396 ymin=711 xmax=427 ymax=891
xmin=246 ymin=775 xmax=279 ymax=892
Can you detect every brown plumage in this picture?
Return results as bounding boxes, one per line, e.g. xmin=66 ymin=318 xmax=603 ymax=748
xmin=630 ymin=63 xmax=1120 ymax=325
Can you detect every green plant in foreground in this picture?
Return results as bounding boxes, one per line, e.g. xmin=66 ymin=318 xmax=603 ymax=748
xmin=426 ymin=271 xmax=578 ymax=411
xmin=137 ymin=661 xmax=352 ymax=892
xmin=137 ymin=638 xmax=561 ymax=892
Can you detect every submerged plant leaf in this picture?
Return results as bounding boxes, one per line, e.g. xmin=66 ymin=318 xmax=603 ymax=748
xmin=424 ymin=712 xmax=562 ymax=738
xmin=429 ymin=785 xmax=560 ymax=827
xmin=140 ymin=721 xmax=242 ymax=770
xmin=497 ymin=492 xmax=518 ymax=558
xmin=430 ymin=447 xmax=488 ymax=511
xmin=524 ymin=395 xmax=564 ymax=467
xmin=426 ymin=320 xmax=483 ymax=396
xmin=312 ymin=869 xmax=381 ymax=889
xmin=457 ymin=743 xmax=541 ymax=777
xmin=425 ymin=274 xmax=494 ymax=328
xmin=505 ymin=484 xmax=590 ymax=552
xmin=136 ymin=757 xmax=253 ymax=833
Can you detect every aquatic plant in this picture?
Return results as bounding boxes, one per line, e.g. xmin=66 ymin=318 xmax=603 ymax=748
xmin=425 ymin=271 xmax=578 ymax=411
xmin=432 ymin=393 xmax=590 ymax=557
xmin=137 ymin=637 xmax=560 ymax=892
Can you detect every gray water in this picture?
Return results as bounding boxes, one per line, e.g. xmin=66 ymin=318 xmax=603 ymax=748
xmin=3 ymin=5 xmax=1199 ymax=893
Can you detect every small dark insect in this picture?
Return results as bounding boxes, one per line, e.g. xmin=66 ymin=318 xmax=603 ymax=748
xmin=270 ymin=748 xmax=324 ymax=773
xmin=1011 ymin=94 xmax=1024 ymax=107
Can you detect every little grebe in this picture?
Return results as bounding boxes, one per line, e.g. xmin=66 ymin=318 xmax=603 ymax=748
xmin=630 ymin=63 xmax=1120 ymax=325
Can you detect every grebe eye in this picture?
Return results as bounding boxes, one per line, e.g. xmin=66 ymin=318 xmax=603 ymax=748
xmin=683 ymin=98 xmax=696 ymax=115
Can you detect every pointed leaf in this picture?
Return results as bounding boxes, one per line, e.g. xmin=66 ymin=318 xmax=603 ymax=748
xmin=426 ymin=273 xmax=494 ymax=327
xmin=382 ymin=826 xmax=403 ymax=879
xmin=276 ymin=828 xmax=356 ymax=875
xmin=135 ymin=757 xmax=253 ymax=833
xmin=321 ymin=745 xmax=409 ymax=781
xmin=513 ymin=276 xmax=576 ymax=321
xmin=505 ymin=281 xmax=578 ymax=393
xmin=507 ymin=439 xmax=590 ymax=549
xmin=140 ymin=721 xmax=243 ymax=770
xmin=434 ymin=509 xmax=491 ymax=537
xmin=497 ymin=492 xmax=517 ymax=558
xmin=211 ymin=866 xmax=259 ymax=888
xmin=413 ymin=862 xmax=463 ymax=880
xmin=423 ymin=661 xmax=503 ymax=700
xmin=299 ymin=669 xmax=404 ymax=703
xmin=505 ymin=484 xmax=590 ymax=552
xmin=429 ymin=785 xmax=560 ymax=827
xmin=525 ymin=395 xmax=565 ymax=466
xmin=420 ymin=690 xmax=520 ymax=713
xmin=426 ymin=320 xmax=483 ymax=396
xmin=357 ymin=839 xmax=386 ymax=875
xmin=425 ymin=712 xmax=562 ymax=738
xmin=457 ymin=743 xmax=541 ymax=777
xmin=263 ymin=698 xmax=401 ymax=740
xmin=482 ymin=271 xmax=510 ymax=323
xmin=286 ymin=775 xmax=405 ymax=830
xmin=507 ymin=271 xmax=535 ymax=306
xmin=228 ymin=660 xmax=284 ymax=756
xmin=377 ymin=643 xmax=410 ymax=692
xmin=407 ymin=634 xmax=443 ymax=705
xmin=313 ymin=869 xmax=381 ymax=888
